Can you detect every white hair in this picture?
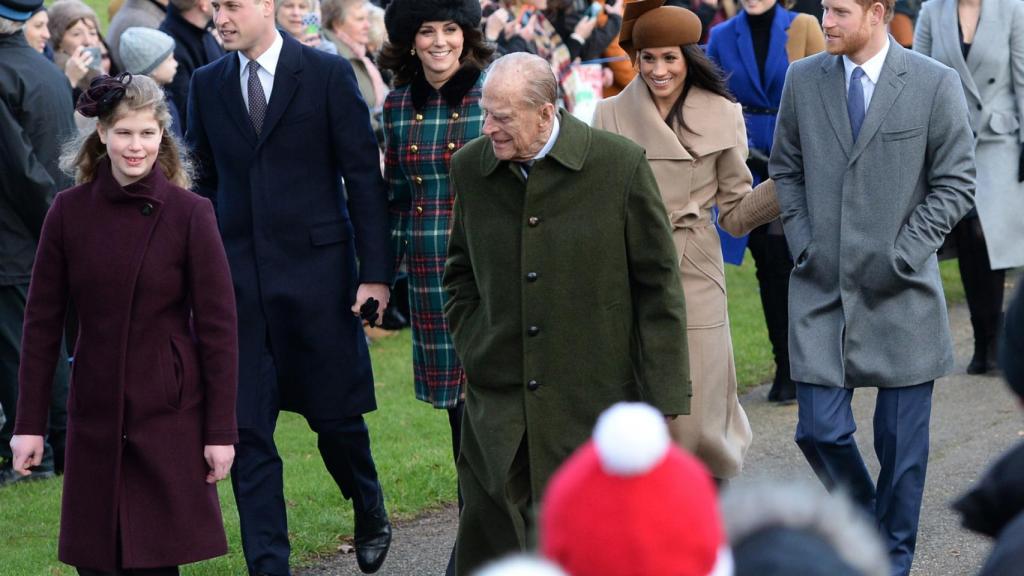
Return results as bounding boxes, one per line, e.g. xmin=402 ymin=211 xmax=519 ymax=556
xmin=721 ymin=481 xmax=890 ymax=576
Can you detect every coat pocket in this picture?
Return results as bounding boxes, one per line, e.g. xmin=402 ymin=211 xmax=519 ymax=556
xmin=164 ymin=335 xmax=198 ymax=409
xmin=881 ymin=126 xmax=925 ymax=141
xmin=988 ymin=111 xmax=1020 ymax=135
xmin=309 ymin=220 xmax=353 ymax=246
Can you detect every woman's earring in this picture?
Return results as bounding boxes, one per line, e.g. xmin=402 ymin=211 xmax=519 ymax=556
xmin=410 ymin=48 xmax=416 ymax=56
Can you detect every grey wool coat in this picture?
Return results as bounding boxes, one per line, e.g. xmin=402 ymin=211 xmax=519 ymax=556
xmin=769 ymin=40 xmax=976 ymax=388
xmin=914 ymin=0 xmax=1024 ymax=269
xmin=444 ymin=111 xmax=691 ymax=574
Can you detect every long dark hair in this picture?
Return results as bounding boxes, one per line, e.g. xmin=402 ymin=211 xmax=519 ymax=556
xmin=378 ymin=24 xmax=494 ymax=87
xmin=654 ymin=44 xmax=735 ymax=133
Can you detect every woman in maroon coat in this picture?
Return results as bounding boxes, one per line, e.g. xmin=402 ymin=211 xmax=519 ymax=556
xmin=9 ymin=74 xmax=238 ymax=575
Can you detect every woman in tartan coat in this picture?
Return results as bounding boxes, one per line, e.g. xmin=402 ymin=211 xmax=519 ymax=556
xmin=380 ymin=0 xmax=494 ymax=468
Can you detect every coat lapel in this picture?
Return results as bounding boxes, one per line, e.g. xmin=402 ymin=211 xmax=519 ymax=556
xmin=848 ymin=42 xmax=908 ymax=165
xmin=613 ymin=77 xmax=691 ymax=160
xmin=939 ymin=0 xmax=981 ymax=102
xmin=735 ymin=13 xmax=767 ymax=102
xmin=818 ymin=55 xmax=853 ymax=158
xmin=764 ymin=8 xmax=793 ymax=96
xmin=966 ymin=0 xmax=998 ymax=79
xmin=257 ymin=34 xmax=303 ymax=147
xmin=217 ymin=54 xmax=258 ymax=146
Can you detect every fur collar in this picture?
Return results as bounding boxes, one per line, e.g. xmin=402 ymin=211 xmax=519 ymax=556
xmin=411 ymin=65 xmax=481 ymax=111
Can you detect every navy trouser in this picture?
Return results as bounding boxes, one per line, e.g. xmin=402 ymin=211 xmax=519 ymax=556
xmin=231 ymin=336 xmax=383 ymax=576
xmin=795 ymin=381 xmax=933 ymax=576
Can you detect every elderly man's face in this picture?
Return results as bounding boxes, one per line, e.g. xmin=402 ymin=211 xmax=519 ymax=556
xmin=481 ymin=82 xmax=554 ymax=163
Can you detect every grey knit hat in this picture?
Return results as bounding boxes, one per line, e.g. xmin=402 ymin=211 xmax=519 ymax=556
xmin=120 ymin=27 xmax=175 ymax=76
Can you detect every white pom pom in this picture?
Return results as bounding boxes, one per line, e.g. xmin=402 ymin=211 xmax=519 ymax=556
xmin=593 ymin=402 xmax=671 ymax=476
xmin=473 ymin=555 xmax=568 ymax=576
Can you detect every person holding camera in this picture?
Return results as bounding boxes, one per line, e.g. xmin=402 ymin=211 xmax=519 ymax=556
xmin=47 ymin=0 xmax=103 ymax=100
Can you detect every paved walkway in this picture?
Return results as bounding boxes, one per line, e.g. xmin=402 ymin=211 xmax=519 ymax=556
xmin=300 ymin=301 xmax=1022 ymax=576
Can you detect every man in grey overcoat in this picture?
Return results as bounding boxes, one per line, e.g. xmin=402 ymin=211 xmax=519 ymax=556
xmin=769 ymin=0 xmax=976 ymax=573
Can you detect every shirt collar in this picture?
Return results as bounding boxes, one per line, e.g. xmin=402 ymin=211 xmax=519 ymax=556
xmin=238 ymin=31 xmax=284 ymax=77
xmin=533 ymin=116 xmax=561 ymax=161
xmin=843 ymin=37 xmax=890 ymax=85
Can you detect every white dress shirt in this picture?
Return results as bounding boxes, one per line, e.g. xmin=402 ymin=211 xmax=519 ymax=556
xmin=239 ymin=32 xmax=284 ymax=109
xmin=843 ymin=37 xmax=891 ymax=112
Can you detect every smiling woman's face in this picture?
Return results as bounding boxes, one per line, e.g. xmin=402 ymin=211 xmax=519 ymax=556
xmin=414 ymin=20 xmax=464 ymax=85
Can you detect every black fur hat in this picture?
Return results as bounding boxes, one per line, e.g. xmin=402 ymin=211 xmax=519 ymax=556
xmin=384 ymin=0 xmax=482 ymax=47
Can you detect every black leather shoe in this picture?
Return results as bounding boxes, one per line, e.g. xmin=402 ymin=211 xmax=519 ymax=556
xmin=354 ymin=503 xmax=391 ymax=574
xmin=767 ymin=373 xmax=796 ymax=404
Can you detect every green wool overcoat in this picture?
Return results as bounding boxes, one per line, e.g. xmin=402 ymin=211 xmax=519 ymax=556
xmin=443 ymin=111 xmax=691 ymax=572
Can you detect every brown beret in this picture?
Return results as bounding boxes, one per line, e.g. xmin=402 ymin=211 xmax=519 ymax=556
xmin=620 ymin=0 xmax=703 ymax=59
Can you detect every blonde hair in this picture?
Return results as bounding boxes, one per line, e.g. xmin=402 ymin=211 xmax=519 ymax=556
xmin=61 ymin=75 xmax=193 ymax=188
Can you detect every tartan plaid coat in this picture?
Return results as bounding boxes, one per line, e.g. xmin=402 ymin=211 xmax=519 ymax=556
xmin=385 ymin=67 xmax=484 ymax=409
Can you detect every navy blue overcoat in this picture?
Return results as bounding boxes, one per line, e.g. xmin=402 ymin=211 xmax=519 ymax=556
xmin=186 ymin=33 xmax=391 ymax=426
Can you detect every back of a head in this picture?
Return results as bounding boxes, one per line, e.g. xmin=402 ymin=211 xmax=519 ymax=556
xmin=721 ymin=482 xmax=889 ymax=576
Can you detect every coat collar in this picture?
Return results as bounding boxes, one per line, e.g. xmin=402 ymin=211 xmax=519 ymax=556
xmin=609 ymin=76 xmax=742 ymax=160
xmin=410 ymin=66 xmax=482 ymax=111
xmin=480 ymin=109 xmax=589 ymax=177
xmin=94 ymin=157 xmax=168 ymax=205
xmin=937 ymin=0 xmax=981 ymax=101
xmin=818 ymin=38 xmax=908 ymax=162
xmin=732 ymin=8 xmax=796 ymax=102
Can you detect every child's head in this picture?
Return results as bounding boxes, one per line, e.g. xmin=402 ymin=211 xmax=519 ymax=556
xmin=120 ymin=27 xmax=178 ymax=85
xmin=64 ymin=74 xmax=190 ymax=188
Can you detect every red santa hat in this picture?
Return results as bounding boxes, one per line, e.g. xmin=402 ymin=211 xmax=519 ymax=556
xmin=541 ymin=402 xmax=733 ymax=576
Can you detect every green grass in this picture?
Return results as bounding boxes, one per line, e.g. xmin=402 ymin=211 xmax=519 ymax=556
xmin=0 ymin=255 xmax=964 ymax=574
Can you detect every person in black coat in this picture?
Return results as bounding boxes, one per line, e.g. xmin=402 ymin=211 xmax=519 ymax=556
xmin=951 ymin=282 xmax=1024 ymax=576
xmin=186 ymin=0 xmax=393 ymax=573
xmin=159 ymin=0 xmax=222 ymax=129
xmin=0 ymin=0 xmax=74 ymax=485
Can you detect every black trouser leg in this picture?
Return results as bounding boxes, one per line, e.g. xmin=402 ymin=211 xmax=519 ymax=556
xmin=445 ymin=400 xmax=465 ymax=576
xmin=314 ymin=416 xmax=383 ymax=515
xmin=954 ymin=218 xmax=1005 ymax=373
xmin=0 ymin=284 xmax=54 ymax=473
xmin=748 ymin=228 xmax=794 ymax=400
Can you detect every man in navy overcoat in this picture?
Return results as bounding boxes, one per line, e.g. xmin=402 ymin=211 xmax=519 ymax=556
xmin=186 ymin=0 xmax=393 ymax=573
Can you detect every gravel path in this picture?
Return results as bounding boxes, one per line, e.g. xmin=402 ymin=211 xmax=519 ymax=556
xmin=300 ymin=300 xmax=1022 ymax=576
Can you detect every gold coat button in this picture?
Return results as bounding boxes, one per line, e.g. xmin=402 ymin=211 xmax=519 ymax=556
xmin=415 ymin=114 xmax=424 ymax=122
xmin=414 ymin=176 xmax=423 ymax=184
xmin=528 ymin=216 xmax=540 ymax=227
xmin=447 ymin=142 xmax=456 ymax=151
xmin=416 ymin=206 xmax=424 ymax=214
xmin=410 ymin=144 xmax=418 ymax=153
xmin=451 ymin=112 xmax=460 ymax=120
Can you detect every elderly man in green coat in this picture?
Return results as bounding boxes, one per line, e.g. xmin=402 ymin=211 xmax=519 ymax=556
xmin=443 ymin=52 xmax=692 ymax=575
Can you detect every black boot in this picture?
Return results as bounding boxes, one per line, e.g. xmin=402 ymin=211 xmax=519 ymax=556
xmin=354 ymin=502 xmax=392 ymax=574
xmin=767 ymin=366 xmax=796 ymax=403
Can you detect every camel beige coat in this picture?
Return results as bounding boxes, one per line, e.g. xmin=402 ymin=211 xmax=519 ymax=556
xmin=594 ymin=79 xmax=778 ymax=478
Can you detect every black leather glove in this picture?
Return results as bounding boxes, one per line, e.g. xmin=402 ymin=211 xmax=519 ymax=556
xmin=746 ymin=148 xmax=770 ymax=181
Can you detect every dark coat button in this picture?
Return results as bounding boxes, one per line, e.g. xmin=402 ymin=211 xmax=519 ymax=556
xmin=140 ymin=203 xmax=154 ymax=216
xmin=528 ymin=216 xmax=540 ymax=227
xmin=528 ymin=325 xmax=540 ymax=337
xmin=976 ymin=103 xmax=983 ymax=111
xmin=989 ymin=78 xmax=996 ymax=84
xmin=526 ymin=272 xmax=538 ymax=282
xmin=527 ymin=379 xmax=540 ymax=391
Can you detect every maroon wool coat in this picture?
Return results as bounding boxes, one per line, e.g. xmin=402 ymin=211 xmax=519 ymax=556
xmin=14 ymin=160 xmax=239 ymax=571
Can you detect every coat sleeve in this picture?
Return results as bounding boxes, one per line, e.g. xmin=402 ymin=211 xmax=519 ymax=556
xmin=912 ymin=2 xmax=934 ymax=56
xmin=1010 ymin=0 xmax=1024 ymax=145
xmin=327 ymin=57 xmax=392 ymax=285
xmin=185 ymin=71 xmax=218 ymax=206
xmin=0 ymin=101 xmax=58 ymax=239
xmin=442 ymin=174 xmax=481 ymax=353
xmin=624 ymin=152 xmax=691 ymax=417
xmin=895 ymin=67 xmax=976 ymax=271
xmin=187 ymin=199 xmax=239 ymax=446
xmin=14 ymin=195 xmax=69 ymax=436
xmin=717 ymin=105 xmax=780 ymax=236
xmin=383 ymin=98 xmax=411 ymax=278
xmin=769 ymin=66 xmax=812 ymax=261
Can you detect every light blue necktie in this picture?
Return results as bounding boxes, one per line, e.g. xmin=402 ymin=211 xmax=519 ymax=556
xmin=848 ymin=66 xmax=866 ymax=142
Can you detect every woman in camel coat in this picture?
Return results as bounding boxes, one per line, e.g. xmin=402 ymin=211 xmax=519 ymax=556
xmin=593 ymin=0 xmax=778 ymax=479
